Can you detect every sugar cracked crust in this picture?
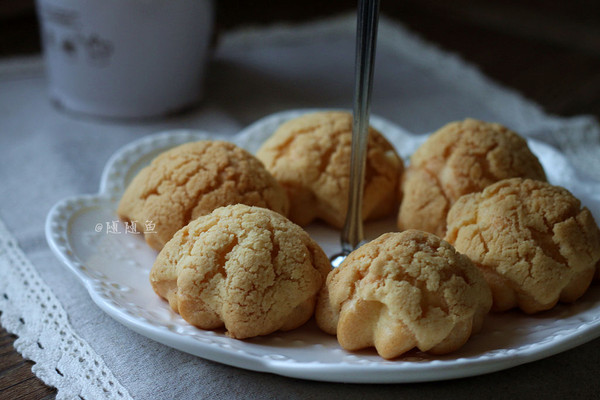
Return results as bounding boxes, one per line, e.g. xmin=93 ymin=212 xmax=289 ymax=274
xmin=256 ymin=111 xmax=404 ymax=228
xmin=316 ymin=230 xmax=492 ymax=359
xmin=150 ymin=204 xmax=331 ymax=339
xmin=398 ymin=119 xmax=546 ymax=237
xmin=445 ymin=178 xmax=600 ymax=314
xmin=118 ymin=140 xmax=289 ymax=251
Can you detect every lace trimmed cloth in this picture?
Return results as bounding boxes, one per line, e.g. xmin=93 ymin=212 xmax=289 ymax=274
xmin=0 ymin=219 xmax=132 ymax=399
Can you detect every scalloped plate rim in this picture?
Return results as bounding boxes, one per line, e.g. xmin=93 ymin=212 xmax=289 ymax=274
xmin=45 ymin=110 xmax=600 ymax=383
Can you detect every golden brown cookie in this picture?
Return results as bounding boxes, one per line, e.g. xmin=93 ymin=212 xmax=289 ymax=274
xmin=150 ymin=204 xmax=331 ymax=339
xmin=445 ymin=178 xmax=600 ymax=314
xmin=316 ymin=230 xmax=491 ymax=359
xmin=256 ymin=111 xmax=403 ymax=228
xmin=398 ymin=119 xmax=546 ymax=237
xmin=118 ymin=140 xmax=289 ymax=251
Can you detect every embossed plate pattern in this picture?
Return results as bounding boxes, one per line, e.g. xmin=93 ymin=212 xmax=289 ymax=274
xmin=46 ymin=110 xmax=600 ymax=383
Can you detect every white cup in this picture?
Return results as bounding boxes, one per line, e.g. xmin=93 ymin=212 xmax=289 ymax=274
xmin=35 ymin=0 xmax=214 ymax=119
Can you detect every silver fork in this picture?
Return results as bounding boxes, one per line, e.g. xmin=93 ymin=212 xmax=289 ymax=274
xmin=330 ymin=0 xmax=380 ymax=268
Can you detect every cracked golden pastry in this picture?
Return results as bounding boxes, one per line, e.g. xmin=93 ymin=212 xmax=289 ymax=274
xmin=150 ymin=204 xmax=331 ymax=339
xmin=398 ymin=119 xmax=546 ymax=237
xmin=316 ymin=230 xmax=492 ymax=359
xmin=118 ymin=140 xmax=289 ymax=251
xmin=445 ymin=178 xmax=600 ymax=314
xmin=256 ymin=111 xmax=403 ymax=228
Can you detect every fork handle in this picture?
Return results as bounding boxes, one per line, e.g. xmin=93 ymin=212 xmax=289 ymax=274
xmin=341 ymin=0 xmax=380 ymax=254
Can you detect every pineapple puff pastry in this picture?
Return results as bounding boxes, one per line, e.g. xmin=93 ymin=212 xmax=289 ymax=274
xmin=316 ymin=230 xmax=492 ymax=359
xmin=150 ymin=204 xmax=331 ymax=339
xmin=256 ymin=111 xmax=403 ymax=229
xmin=398 ymin=118 xmax=546 ymax=237
xmin=445 ymin=178 xmax=600 ymax=314
xmin=118 ymin=140 xmax=289 ymax=251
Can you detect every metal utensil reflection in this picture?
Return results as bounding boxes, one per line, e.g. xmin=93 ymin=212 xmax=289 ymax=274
xmin=330 ymin=0 xmax=380 ymax=268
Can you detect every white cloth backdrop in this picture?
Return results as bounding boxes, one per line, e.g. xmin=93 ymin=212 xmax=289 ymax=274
xmin=1 ymin=14 xmax=600 ymax=400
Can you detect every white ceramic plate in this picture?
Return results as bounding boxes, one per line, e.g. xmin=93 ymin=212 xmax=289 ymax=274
xmin=46 ymin=110 xmax=600 ymax=383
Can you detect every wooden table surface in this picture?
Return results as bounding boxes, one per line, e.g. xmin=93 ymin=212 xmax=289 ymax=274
xmin=1 ymin=1 xmax=599 ymax=399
